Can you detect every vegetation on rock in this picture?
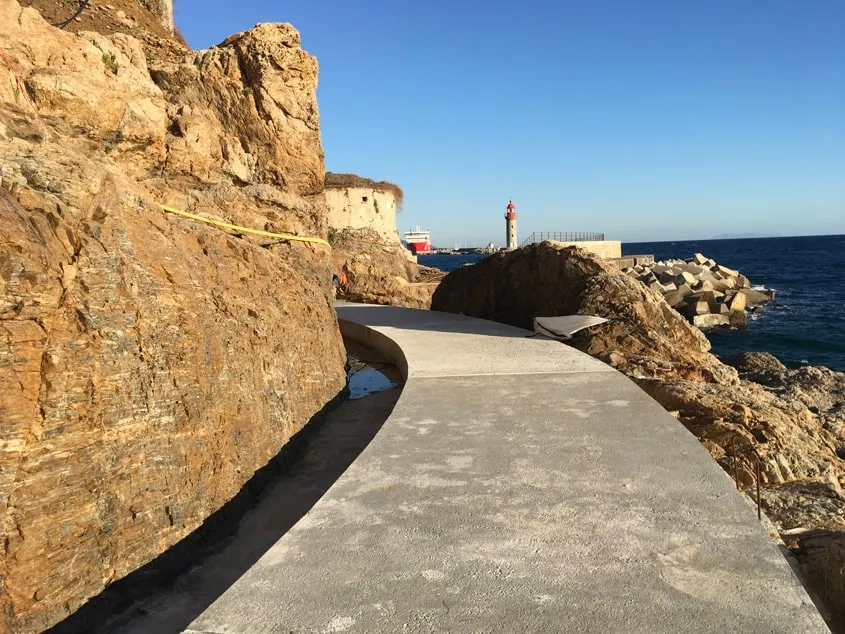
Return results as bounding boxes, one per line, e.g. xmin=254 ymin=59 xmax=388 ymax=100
xmin=325 ymin=172 xmax=404 ymax=209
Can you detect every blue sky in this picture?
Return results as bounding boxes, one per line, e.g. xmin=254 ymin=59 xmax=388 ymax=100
xmin=177 ymin=1 xmax=845 ymax=246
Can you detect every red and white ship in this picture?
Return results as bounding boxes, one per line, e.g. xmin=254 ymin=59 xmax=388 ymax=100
xmin=403 ymin=226 xmax=433 ymax=255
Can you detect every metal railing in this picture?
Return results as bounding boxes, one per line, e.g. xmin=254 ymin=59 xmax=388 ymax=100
xmin=520 ymin=232 xmax=605 ymax=247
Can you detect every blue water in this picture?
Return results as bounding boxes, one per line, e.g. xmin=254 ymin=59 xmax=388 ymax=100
xmin=419 ymin=235 xmax=845 ymax=372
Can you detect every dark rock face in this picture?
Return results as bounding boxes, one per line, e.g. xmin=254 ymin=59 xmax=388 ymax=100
xmin=723 ymin=351 xmax=789 ymax=385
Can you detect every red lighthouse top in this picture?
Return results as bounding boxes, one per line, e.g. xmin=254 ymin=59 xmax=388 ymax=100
xmin=505 ymin=199 xmax=517 ymax=219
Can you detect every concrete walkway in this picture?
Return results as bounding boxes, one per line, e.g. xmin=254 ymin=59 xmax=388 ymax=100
xmin=186 ymin=305 xmax=828 ymax=633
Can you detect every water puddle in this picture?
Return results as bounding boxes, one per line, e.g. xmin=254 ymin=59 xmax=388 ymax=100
xmin=346 ymin=343 xmax=402 ymax=400
xmin=348 ymin=366 xmax=397 ymax=399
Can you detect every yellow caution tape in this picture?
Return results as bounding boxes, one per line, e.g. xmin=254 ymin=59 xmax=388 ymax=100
xmin=158 ymin=204 xmax=331 ymax=248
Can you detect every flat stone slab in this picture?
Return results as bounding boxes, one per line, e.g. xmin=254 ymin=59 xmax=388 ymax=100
xmin=186 ymin=305 xmax=827 ymax=634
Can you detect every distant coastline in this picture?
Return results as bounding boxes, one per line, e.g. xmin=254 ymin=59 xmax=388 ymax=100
xmin=711 ymin=232 xmax=780 ymax=240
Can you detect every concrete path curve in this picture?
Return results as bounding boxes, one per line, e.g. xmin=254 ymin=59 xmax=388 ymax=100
xmin=186 ymin=304 xmax=827 ymax=633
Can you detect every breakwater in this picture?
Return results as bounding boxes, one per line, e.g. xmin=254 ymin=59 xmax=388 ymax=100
xmin=624 ymin=235 xmax=845 ymax=372
xmin=622 ymin=253 xmax=774 ymax=330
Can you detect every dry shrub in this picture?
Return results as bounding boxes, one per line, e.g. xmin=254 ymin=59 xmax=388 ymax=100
xmin=324 ymin=172 xmax=404 ymax=209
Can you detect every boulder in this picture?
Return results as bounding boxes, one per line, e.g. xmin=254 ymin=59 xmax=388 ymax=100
xmin=693 ymin=313 xmax=730 ymax=329
xmin=704 ymin=290 xmax=724 ymax=313
xmin=674 ymin=271 xmax=697 ymax=287
xmin=683 ymin=296 xmax=712 ymax=317
xmin=657 ymin=269 xmax=677 ymax=284
xmin=723 ymin=352 xmax=788 ymax=385
xmin=729 ymin=310 xmax=749 ymax=328
xmin=663 ymin=290 xmax=687 ymax=307
xmin=717 ymin=264 xmax=740 ymax=277
xmin=740 ymin=288 xmax=771 ymax=306
xmin=688 ymin=289 xmax=724 ymax=300
xmin=692 ymin=253 xmax=709 ymax=265
xmin=712 ymin=277 xmax=737 ymax=292
xmin=431 ymin=243 xmax=733 ymax=383
xmin=737 ymin=274 xmax=752 ymax=289
xmin=696 ymin=279 xmax=715 ymax=291
xmin=728 ymin=291 xmax=747 ymax=313
xmin=675 ymin=283 xmax=693 ymax=297
xmin=681 ymin=263 xmax=705 ymax=276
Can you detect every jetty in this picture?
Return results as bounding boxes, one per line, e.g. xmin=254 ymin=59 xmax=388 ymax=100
xmin=185 ymin=305 xmax=826 ymax=633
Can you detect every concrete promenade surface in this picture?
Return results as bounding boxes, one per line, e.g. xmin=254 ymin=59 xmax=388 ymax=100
xmin=186 ymin=305 xmax=828 ymax=633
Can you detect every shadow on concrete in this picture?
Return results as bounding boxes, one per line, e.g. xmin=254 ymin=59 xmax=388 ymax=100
xmin=337 ymin=303 xmax=536 ymax=340
xmin=48 ymin=353 xmax=402 ymax=634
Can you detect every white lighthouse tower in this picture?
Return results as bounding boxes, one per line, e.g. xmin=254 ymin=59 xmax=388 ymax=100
xmin=505 ymin=199 xmax=518 ymax=250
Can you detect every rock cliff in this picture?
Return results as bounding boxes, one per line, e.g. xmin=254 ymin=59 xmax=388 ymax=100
xmin=432 ymin=242 xmax=845 ymax=627
xmin=0 ymin=2 xmax=346 ymax=631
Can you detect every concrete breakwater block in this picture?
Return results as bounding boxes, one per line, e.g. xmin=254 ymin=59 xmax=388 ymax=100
xmin=621 ymin=252 xmax=774 ymax=331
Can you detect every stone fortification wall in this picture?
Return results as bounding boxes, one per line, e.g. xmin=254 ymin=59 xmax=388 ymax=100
xmin=325 ymin=187 xmax=399 ymax=243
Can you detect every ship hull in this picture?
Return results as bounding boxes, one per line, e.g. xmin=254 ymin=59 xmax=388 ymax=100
xmin=407 ymin=240 xmax=432 ymax=255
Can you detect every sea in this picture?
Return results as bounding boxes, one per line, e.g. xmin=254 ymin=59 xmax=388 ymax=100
xmin=419 ymin=234 xmax=845 ymax=372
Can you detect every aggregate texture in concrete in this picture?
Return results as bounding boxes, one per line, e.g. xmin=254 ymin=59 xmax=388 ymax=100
xmin=186 ymin=304 xmax=828 ymax=634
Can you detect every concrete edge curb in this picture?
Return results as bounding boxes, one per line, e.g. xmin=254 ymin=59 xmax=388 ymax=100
xmin=338 ymin=317 xmax=409 ymax=381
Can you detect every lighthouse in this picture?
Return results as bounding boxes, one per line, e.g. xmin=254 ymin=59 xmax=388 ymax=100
xmin=505 ymin=199 xmax=518 ymax=250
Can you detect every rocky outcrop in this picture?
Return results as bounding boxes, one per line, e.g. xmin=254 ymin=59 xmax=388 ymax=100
xmin=432 ymin=242 xmax=845 ymax=627
xmin=330 ymin=228 xmax=442 ymax=309
xmin=432 ymin=242 xmax=734 ymax=383
xmin=325 ymin=175 xmax=443 ymax=309
xmin=25 ymin=0 xmax=183 ymax=60
xmin=138 ymin=0 xmax=174 ymax=33
xmin=1 ymin=3 xmax=347 ymax=631
xmin=623 ymin=253 xmax=774 ymax=329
